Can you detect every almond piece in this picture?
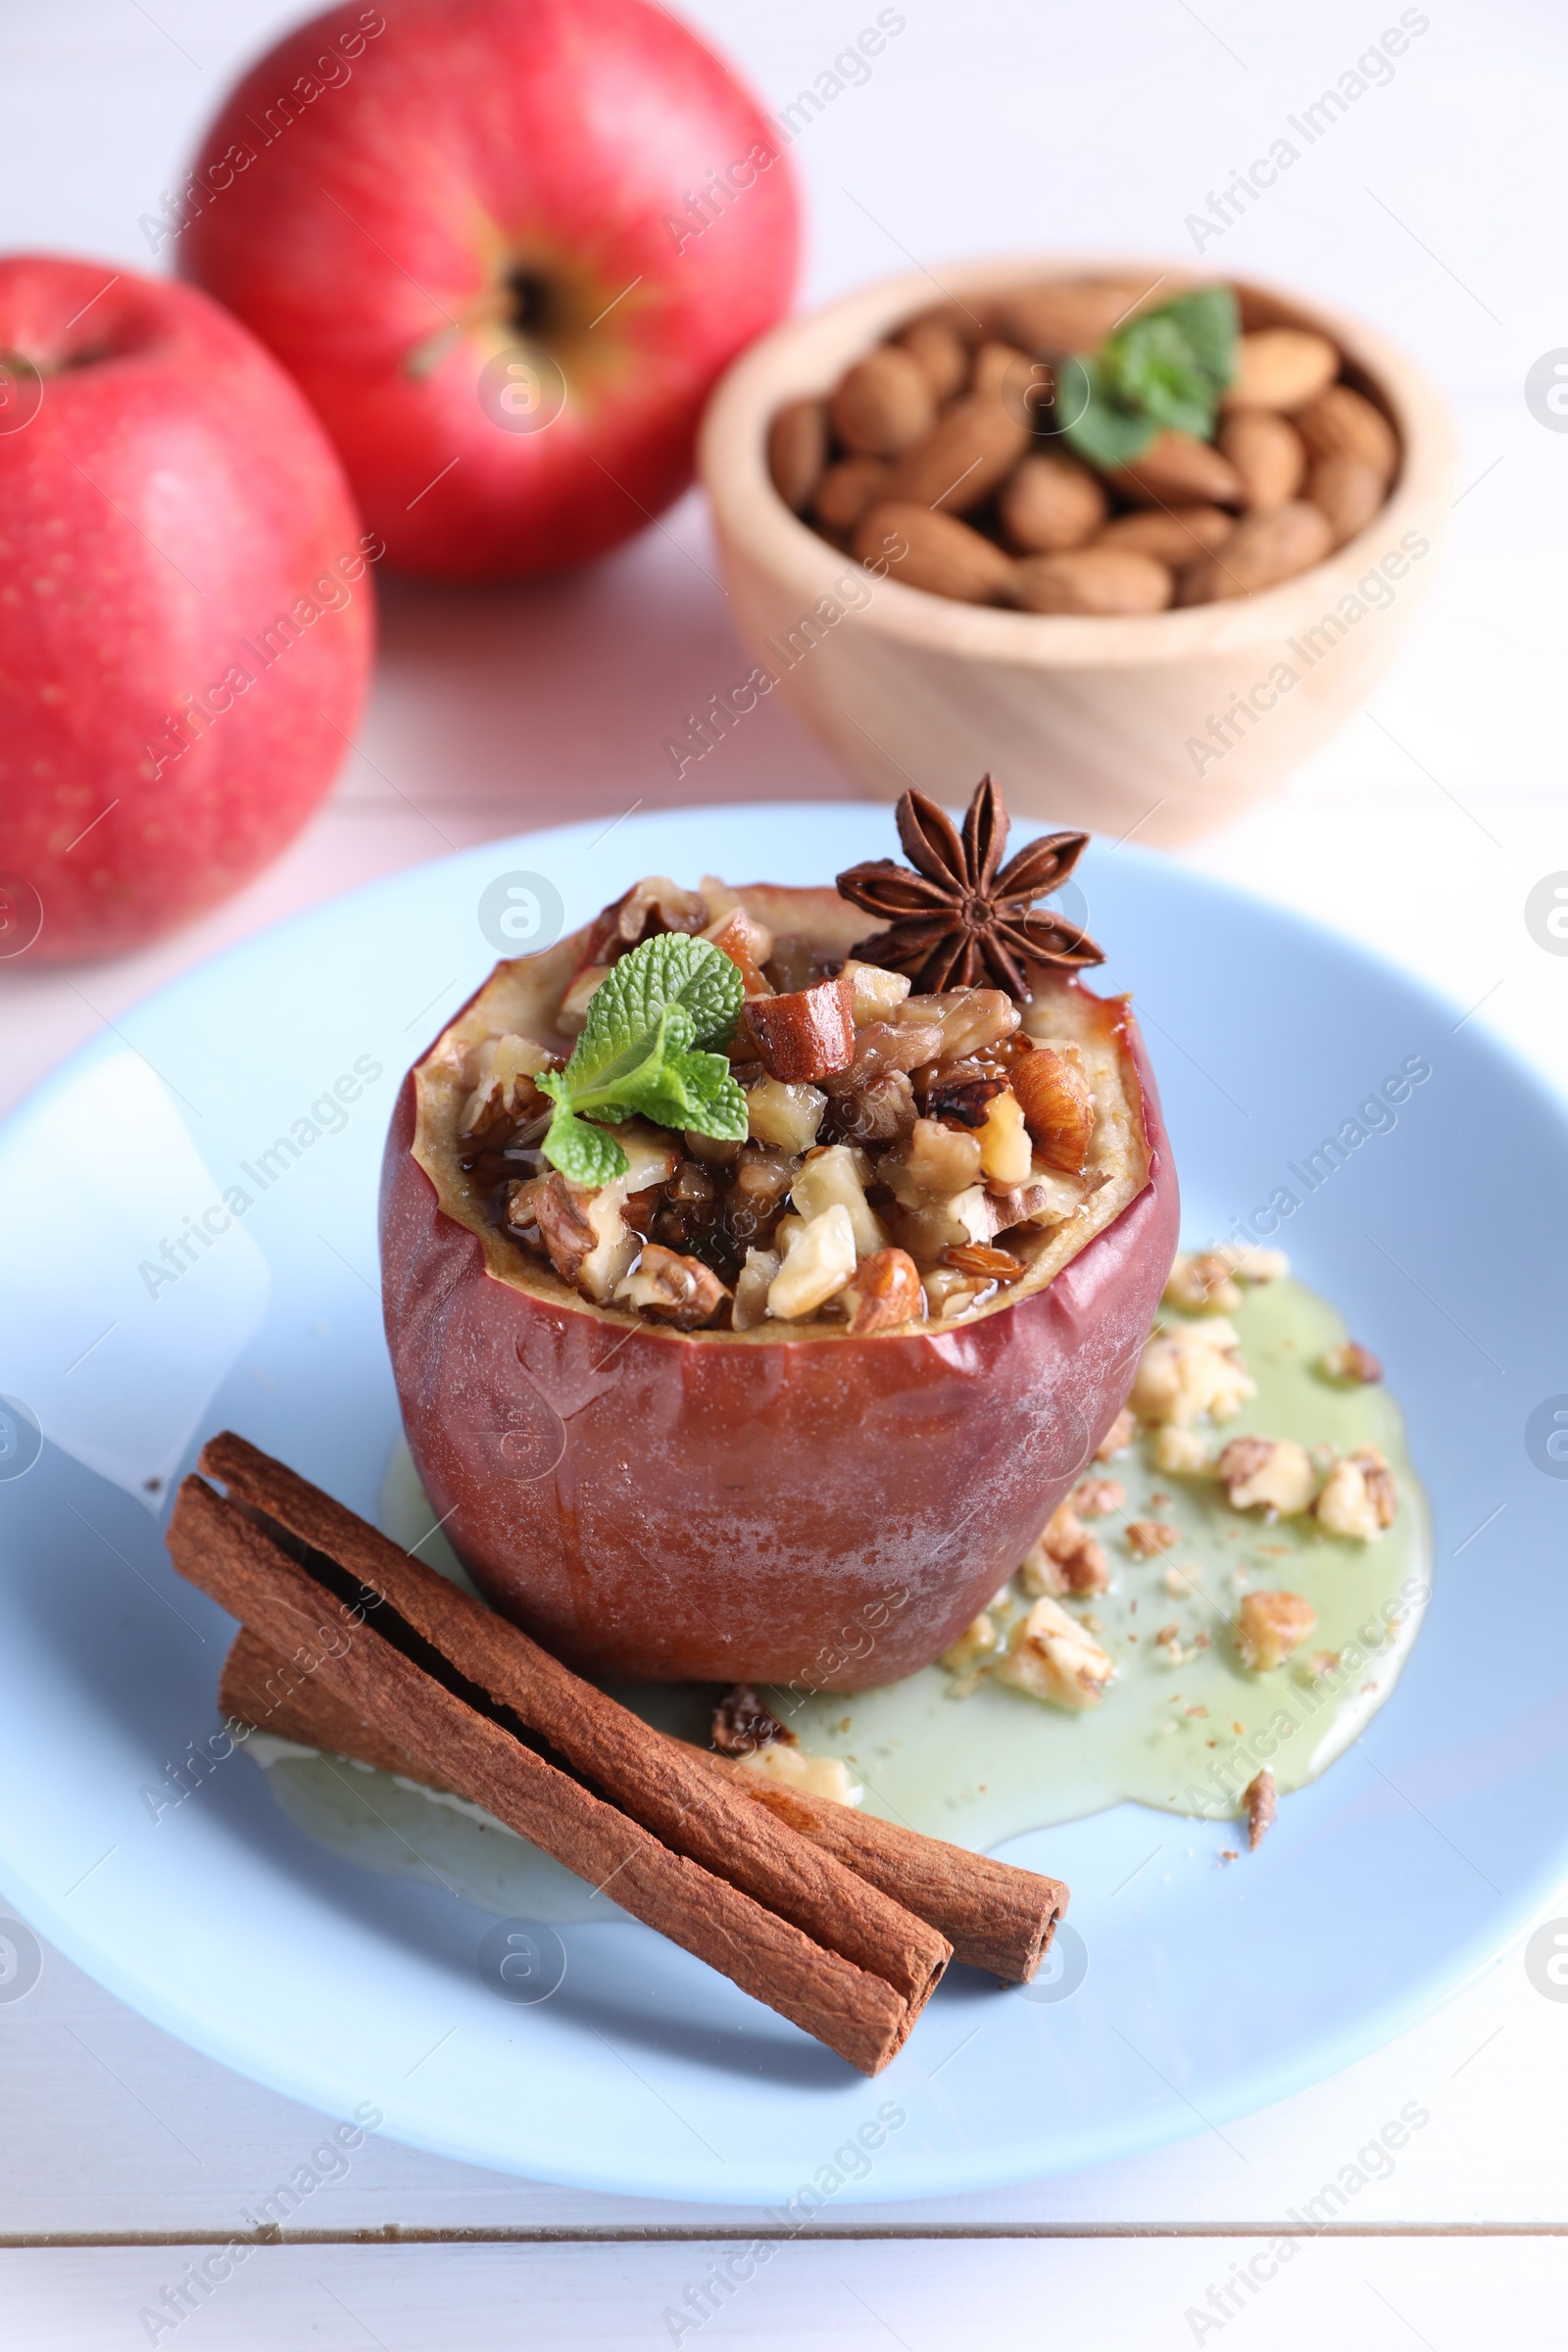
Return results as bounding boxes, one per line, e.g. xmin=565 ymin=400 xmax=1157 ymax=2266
xmin=998 ymin=278 xmax=1150 ymax=356
xmin=999 ymin=452 xmax=1108 ymax=553
xmin=1221 ymin=328 xmax=1340 ymax=414
xmin=897 ymin=316 xmax=969 ymax=401
xmin=766 ymin=396 xmax=828 ymax=514
xmin=1217 ymin=410 xmax=1306 ymax=511
xmin=1011 ymin=1044 xmax=1094 ymax=1171
xmin=844 ymin=1246 xmax=926 ymax=1334
xmin=813 ymin=455 xmax=892 ymax=535
xmin=1295 ymin=384 xmax=1398 ymax=481
xmin=942 ymin=1242 xmax=1024 ymax=1284
xmin=1010 ymin=548 xmax=1172 ymax=615
xmin=969 ymin=340 xmax=1031 ymax=400
xmin=830 ymin=345 xmax=937 ymax=457
xmin=1244 ymin=1767 xmax=1276 ymax=1850
xmin=745 ymin=973 xmax=856 ymax=1086
xmin=1177 ymin=501 xmax=1334 ymax=602
xmin=856 ymin=502 xmax=1016 ymax=605
xmin=878 ymin=395 xmax=1031 ymax=514
xmin=1094 ymin=506 xmax=1234 ymax=562
xmin=900 ymin=298 xmax=1002 ymax=350
xmin=1307 ymin=451 xmax=1386 ymax=547
xmin=1105 ymin=429 xmax=1244 ymax=510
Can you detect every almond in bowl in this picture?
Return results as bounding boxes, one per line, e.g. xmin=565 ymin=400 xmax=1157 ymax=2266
xmin=379 ymin=779 xmax=1180 ymax=1688
xmin=700 ymin=261 xmax=1456 ymax=845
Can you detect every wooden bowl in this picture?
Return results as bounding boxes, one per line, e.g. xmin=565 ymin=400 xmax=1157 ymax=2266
xmin=698 ymin=258 xmax=1457 ymax=846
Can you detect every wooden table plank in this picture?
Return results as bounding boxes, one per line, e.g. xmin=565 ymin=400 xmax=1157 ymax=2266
xmin=4 ymin=2236 xmax=1564 ymax=2350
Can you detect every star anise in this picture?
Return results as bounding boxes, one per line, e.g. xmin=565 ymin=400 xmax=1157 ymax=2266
xmin=835 ymin=775 xmax=1103 ymax=998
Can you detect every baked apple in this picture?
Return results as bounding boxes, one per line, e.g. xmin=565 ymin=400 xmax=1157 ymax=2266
xmin=379 ymin=783 xmax=1179 ymax=1686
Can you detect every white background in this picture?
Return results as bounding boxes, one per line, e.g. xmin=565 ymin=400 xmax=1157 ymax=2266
xmin=1 ymin=0 xmax=1565 ymax=2342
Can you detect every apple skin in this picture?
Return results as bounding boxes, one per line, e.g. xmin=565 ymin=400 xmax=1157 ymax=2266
xmin=0 ymin=256 xmax=373 ymax=964
xmin=178 ymin=0 xmax=800 ymax=582
xmin=379 ymin=970 xmax=1179 ymax=1690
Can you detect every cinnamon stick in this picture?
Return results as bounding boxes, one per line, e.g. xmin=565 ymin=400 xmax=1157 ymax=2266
xmin=170 ymin=1473 xmax=931 ymax=2073
xmin=220 ymin=1640 xmax=1066 ymax=1984
xmin=197 ymin=1434 xmax=948 ymax=2012
xmin=685 ymin=1748 xmax=1066 ymax=1984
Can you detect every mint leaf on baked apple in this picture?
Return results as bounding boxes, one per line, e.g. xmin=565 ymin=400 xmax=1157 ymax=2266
xmin=538 ymin=932 xmax=748 ymax=1183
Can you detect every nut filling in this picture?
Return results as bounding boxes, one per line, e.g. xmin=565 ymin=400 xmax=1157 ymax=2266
xmin=412 ymin=792 xmax=1152 ymax=1341
xmin=428 ymin=880 xmax=1146 ymax=1333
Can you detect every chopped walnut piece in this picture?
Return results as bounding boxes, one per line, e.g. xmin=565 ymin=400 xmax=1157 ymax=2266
xmin=1235 ymin=1590 xmax=1317 ymax=1672
xmin=940 ymin=1612 xmax=1002 ymax=1674
xmin=975 ymin=1089 xmax=1034 ymax=1186
xmin=766 ymin=1203 xmax=857 ymax=1319
xmin=745 ymin=973 xmax=856 ymax=1085
xmin=1244 ymin=1767 xmax=1277 ymax=1851
xmin=1126 ymin=1519 xmax=1180 ymax=1558
xmin=508 ymin=1171 xmax=598 ymax=1287
xmin=711 ymin=1684 xmax=797 ymax=1755
xmin=1215 ymin=1435 xmax=1316 ymax=1516
xmin=1069 ymin=1478 xmax=1125 ymax=1518
xmin=1319 ymin=1340 xmax=1385 ymax=1385
xmin=460 ymin=1031 xmax=556 ymax=1139
xmin=1216 ymin=1244 xmax=1289 ymax=1283
xmin=1010 ymin=1043 xmax=1094 ymax=1173
xmin=882 ymin=1115 xmax=985 ymax=1201
xmin=997 ymin=1596 xmax=1114 ymax=1710
xmin=1162 ymin=1250 xmax=1244 ymax=1315
xmin=613 ymin=1244 xmax=730 ymax=1330
xmin=1131 ymin=1324 xmax=1255 ymax=1426
xmin=942 ymin=1242 xmax=1024 ymax=1284
xmin=1314 ymin=1446 xmax=1397 ymax=1540
xmin=1020 ymin=1502 xmax=1109 ymax=1596
xmin=1152 ymin=1426 xmax=1210 ymax=1475
xmin=925 ymin=1070 xmax=1007 ymax=1128
xmin=826 ymin=1067 xmax=918 ymax=1147
xmin=738 ymin=1744 xmax=861 ymax=1805
xmin=794 ymin=1143 xmax=887 ymax=1257
xmin=844 ymin=1248 xmax=924 ymax=1335
xmin=732 ymin=1247 xmax=781 ymax=1331
xmin=1096 ymin=1408 xmax=1136 ymax=1460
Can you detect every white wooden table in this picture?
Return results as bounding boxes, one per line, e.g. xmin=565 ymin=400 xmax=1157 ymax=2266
xmin=2 ymin=1 xmax=1566 ymax=2340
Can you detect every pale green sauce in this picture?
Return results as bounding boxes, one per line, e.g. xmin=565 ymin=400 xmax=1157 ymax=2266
xmin=249 ymin=1275 xmax=1429 ymax=1911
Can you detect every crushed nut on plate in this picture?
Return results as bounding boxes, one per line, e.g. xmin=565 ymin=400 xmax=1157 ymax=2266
xmin=1235 ymin=1590 xmax=1317 ymax=1672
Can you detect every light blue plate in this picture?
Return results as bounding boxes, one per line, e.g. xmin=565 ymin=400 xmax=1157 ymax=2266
xmin=0 ymin=805 xmax=1562 ymax=2206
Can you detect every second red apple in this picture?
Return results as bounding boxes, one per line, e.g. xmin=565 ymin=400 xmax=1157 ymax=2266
xmin=179 ymin=0 xmax=800 ymax=581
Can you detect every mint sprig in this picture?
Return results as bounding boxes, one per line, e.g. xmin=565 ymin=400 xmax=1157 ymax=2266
xmin=537 ymin=932 xmax=748 ymax=1186
xmin=1061 ymin=286 xmax=1238 ymax=471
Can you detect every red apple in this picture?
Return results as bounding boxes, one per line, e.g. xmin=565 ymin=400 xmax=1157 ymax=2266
xmin=0 ymin=256 xmax=373 ymax=964
xmin=380 ymin=888 xmax=1180 ymax=1687
xmin=177 ymin=0 xmax=800 ymax=581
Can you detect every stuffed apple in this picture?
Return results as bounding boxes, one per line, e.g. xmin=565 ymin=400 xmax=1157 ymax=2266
xmin=379 ymin=781 xmax=1179 ymax=1686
